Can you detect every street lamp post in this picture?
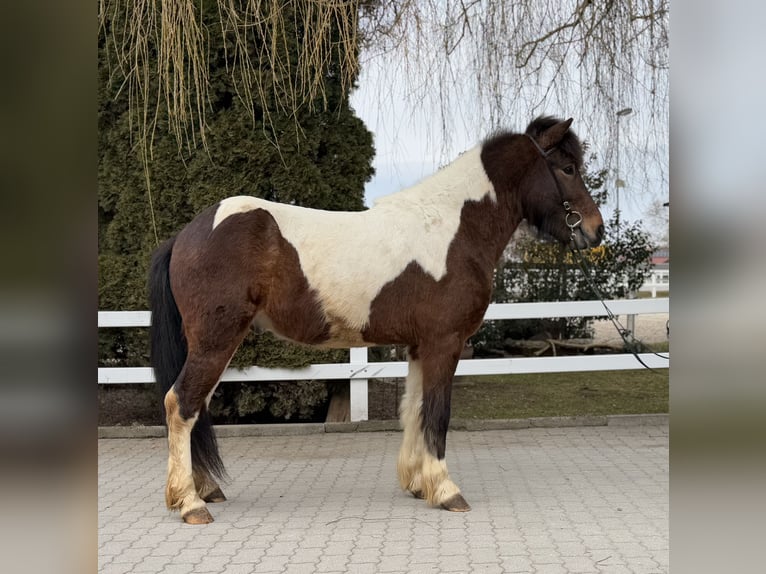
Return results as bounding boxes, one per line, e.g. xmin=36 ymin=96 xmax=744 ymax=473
xmin=615 ymin=107 xmax=633 ymax=228
xmin=615 ymin=107 xmax=636 ymax=338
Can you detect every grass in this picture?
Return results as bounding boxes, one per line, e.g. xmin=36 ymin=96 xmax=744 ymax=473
xmin=450 ymin=368 xmax=668 ymax=420
xmin=368 ymin=341 xmax=670 ymax=421
xmin=637 ymin=290 xmax=669 ymax=298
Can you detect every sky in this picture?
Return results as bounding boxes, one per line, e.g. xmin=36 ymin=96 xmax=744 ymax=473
xmin=349 ymin=49 xmax=668 ymax=239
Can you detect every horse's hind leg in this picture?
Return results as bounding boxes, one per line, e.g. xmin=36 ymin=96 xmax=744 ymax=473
xmin=194 ymin=468 xmax=226 ymax=503
xmin=164 ymin=380 xmax=209 ymax=523
xmin=164 ymin=352 xmax=232 ymax=523
xmin=165 ymin=321 xmax=251 ymax=523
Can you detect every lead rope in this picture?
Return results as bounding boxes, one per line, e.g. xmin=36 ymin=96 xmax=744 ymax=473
xmin=567 ymin=228 xmax=669 ymax=373
xmin=525 ymin=133 xmax=669 ymax=373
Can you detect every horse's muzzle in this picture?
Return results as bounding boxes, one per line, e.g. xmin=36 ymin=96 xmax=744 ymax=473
xmin=573 ymin=224 xmax=604 ymax=249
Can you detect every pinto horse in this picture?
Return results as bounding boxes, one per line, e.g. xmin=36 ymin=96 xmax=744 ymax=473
xmin=148 ymin=116 xmax=604 ymax=524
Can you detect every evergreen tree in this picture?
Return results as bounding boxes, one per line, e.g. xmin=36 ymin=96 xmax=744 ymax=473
xmin=98 ymin=1 xmax=375 ymax=421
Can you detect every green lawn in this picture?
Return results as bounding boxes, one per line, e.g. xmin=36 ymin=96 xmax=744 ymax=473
xmin=451 ymin=368 xmax=668 ymax=420
xmin=637 ymin=290 xmax=669 ymax=298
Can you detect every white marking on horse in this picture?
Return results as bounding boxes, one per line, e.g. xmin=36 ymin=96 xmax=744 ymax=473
xmin=397 ymin=357 xmax=425 ymax=493
xmin=164 ymin=388 xmax=203 ymax=513
xmin=422 ymin=453 xmax=461 ymax=505
xmin=212 ymin=146 xmax=495 ymax=334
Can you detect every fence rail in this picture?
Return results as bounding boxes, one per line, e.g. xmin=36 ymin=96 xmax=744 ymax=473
xmin=98 ymin=298 xmax=669 ymax=421
xmin=639 ymin=268 xmax=669 ymax=297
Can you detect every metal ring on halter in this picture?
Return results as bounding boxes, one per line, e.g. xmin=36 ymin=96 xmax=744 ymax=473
xmin=565 ymin=210 xmax=583 ymax=230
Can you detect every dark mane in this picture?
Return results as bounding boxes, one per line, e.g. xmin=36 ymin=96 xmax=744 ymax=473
xmin=524 ymin=115 xmax=584 ymax=166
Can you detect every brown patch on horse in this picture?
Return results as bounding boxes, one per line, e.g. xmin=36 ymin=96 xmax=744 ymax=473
xmin=482 ymin=118 xmax=603 ymax=246
xmin=170 ymin=205 xmax=333 ymax=355
xmin=365 ymin=194 xmax=521 ymax=495
xmin=363 ymin=195 xmax=519 ymax=347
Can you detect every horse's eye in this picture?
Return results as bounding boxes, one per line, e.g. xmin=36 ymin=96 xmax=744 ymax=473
xmin=562 ymin=165 xmax=576 ymax=176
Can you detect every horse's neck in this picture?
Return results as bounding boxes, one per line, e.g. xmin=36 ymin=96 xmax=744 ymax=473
xmin=372 ymin=146 xmax=522 ymax=268
xmin=372 ymin=147 xmax=494 ymax=211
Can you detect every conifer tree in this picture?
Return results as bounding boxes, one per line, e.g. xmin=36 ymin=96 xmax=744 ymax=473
xmin=98 ymin=1 xmax=375 ymax=421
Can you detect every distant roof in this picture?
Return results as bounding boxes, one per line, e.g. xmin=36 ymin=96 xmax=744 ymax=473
xmin=651 ymin=247 xmax=669 ymax=266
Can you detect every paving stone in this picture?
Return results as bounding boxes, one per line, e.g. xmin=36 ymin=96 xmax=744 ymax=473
xmin=99 ymin=424 xmax=668 ymax=573
xmin=191 ymin=554 xmax=232 ymax=572
xmin=470 ymin=564 xmax=505 ymax=573
xmin=160 ymin=564 xmax=200 ymax=574
xmin=500 ymin=555 xmax=535 ymax=573
xmin=131 ymin=556 xmax=173 ymax=572
xmin=439 ymin=554 xmax=472 ymax=572
xmin=347 ymin=548 xmax=381 ymax=564
xmin=378 ymin=554 xmax=411 ymax=572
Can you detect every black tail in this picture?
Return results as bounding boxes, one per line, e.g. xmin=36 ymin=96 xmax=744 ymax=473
xmin=148 ymin=237 xmax=226 ymax=480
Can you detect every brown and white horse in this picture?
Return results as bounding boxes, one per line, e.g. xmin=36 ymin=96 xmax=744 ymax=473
xmin=148 ymin=116 xmax=604 ymax=524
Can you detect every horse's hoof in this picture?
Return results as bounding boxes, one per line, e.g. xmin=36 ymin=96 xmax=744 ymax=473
xmin=203 ymin=488 xmax=227 ymax=503
xmin=182 ymin=507 xmax=214 ymax=524
xmin=441 ymin=493 xmax=471 ymax=512
xmin=410 ymin=489 xmax=425 ymax=499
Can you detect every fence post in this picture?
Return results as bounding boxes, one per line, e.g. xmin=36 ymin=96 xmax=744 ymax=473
xmin=626 ymin=290 xmax=637 ymax=338
xmin=349 ymin=347 xmax=369 ymax=421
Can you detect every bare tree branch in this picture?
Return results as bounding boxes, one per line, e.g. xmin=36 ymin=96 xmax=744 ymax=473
xmin=100 ymin=0 xmax=668 ymax=206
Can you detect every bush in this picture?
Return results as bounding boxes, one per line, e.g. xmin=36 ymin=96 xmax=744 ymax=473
xmin=473 ymin=211 xmax=656 ymax=354
xmin=209 ymin=380 xmax=329 ymax=423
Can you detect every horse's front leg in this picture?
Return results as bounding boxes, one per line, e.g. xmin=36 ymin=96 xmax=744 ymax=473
xmin=413 ymin=336 xmax=471 ymax=512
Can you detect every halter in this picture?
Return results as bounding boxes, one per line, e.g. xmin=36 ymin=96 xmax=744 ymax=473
xmin=524 ymin=134 xmax=669 ymax=373
xmin=523 ymin=134 xmax=582 ymax=243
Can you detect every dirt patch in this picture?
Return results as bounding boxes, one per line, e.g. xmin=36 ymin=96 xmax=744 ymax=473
xmin=592 ymin=313 xmax=669 ymax=344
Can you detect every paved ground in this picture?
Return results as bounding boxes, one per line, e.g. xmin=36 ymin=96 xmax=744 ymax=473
xmin=99 ymin=423 xmax=668 ymax=574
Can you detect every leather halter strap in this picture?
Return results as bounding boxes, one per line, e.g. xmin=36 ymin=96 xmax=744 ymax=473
xmin=524 ymin=134 xmax=582 ymax=238
xmin=524 ymin=133 xmax=554 ymax=158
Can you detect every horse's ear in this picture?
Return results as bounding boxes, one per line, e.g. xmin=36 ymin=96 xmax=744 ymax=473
xmin=537 ymin=118 xmax=573 ymax=151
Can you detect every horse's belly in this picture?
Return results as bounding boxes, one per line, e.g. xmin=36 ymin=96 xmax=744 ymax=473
xmin=252 ymin=310 xmax=370 ymax=349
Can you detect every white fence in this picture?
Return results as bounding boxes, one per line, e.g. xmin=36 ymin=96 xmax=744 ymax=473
xmin=639 ymin=268 xmax=669 ymax=297
xmin=98 ymin=298 xmax=669 ymax=421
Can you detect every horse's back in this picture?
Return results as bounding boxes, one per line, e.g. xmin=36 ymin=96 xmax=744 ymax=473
xmin=169 ymin=184 xmax=493 ymax=347
xmin=203 ymin=196 xmax=455 ymax=332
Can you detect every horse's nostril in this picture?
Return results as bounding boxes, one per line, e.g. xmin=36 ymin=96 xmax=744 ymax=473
xmin=597 ymin=224 xmax=605 ymax=239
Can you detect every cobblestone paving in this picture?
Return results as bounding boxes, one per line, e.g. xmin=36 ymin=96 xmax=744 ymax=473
xmin=99 ymin=424 xmax=668 ymax=573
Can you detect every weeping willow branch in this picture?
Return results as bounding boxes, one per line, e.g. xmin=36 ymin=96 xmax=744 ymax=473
xmin=99 ymin=0 xmax=362 ymax=156
xmin=99 ymin=0 xmax=363 ymax=245
xmin=515 ymin=0 xmax=594 ymax=69
xmin=99 ymin=0 xmax=668 ymax=220
xmin=359 ymin=0 xmax=668 ymax=199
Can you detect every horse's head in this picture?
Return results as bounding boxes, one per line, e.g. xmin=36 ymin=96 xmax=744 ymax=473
xmin=522 ymin=117 xmax=604 ymax=250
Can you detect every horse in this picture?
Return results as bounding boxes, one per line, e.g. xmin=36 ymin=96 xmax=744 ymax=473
xmin=148 ymin=116 xmax=604 ymax=524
